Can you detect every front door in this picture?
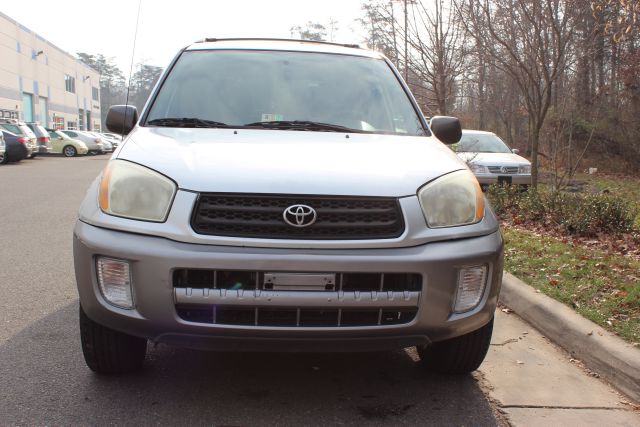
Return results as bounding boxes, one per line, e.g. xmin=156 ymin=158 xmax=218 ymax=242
xmin=39 ymin=97 xmax=48 ymax=127
xmin=22 ymin=93 xmax=33 ymax=122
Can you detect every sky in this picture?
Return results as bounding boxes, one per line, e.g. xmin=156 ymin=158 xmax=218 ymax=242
xmin=2 ymin=0 xmax=368 ymax=75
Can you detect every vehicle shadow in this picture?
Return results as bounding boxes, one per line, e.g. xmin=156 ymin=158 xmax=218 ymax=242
xmin=0 ymin=302 xmax=499 ymax=426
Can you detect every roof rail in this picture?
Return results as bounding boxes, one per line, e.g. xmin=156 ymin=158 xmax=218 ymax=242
xmin=194 ymin=38 xmax=360 ymax=50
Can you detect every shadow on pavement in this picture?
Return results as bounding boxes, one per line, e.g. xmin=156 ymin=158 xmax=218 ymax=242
xmin=0 ymin=301 xmax=498 ymax=425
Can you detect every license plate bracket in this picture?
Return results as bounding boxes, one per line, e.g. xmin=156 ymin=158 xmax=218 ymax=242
xmin=497 ymin=176 xmax=513 ymax=185
xmin=264 ymin=273 xmax=336 ymax=291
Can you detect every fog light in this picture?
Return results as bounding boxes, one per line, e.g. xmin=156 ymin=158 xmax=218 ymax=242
xmin=96 ymin=257 xmax=134 ymax=309
xmin=453 ymin=265 xmax=488 ymax=313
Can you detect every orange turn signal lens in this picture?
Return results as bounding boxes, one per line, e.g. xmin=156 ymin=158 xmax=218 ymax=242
xmin=99 ymin=162 xmax=113 ymax=211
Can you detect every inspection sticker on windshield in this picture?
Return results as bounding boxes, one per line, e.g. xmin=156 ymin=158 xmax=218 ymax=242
xmin=261 ymin=113 xmax=284 ymax=122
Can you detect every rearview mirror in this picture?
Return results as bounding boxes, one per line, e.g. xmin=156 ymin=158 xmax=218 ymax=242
xmin=429 ymin=116 xmax=462 ymax=145
xmin=512 ymin=148 xmax=520 ymax=154
xmin=106 ymin=105 xmax=138 ymax=135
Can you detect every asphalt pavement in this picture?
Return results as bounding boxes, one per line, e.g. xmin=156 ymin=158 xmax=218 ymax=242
xmin=0 ymin=156 xmax=501 ymax=425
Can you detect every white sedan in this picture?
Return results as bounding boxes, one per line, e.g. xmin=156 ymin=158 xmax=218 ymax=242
xmin=455 ymin=130 xmax=531 ymax=188
xmin=59 ymin=130 xmax=106 ymax=154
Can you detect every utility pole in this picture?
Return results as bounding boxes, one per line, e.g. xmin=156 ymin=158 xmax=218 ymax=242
xmin=404 ymin=0 xmax=408 ymax=82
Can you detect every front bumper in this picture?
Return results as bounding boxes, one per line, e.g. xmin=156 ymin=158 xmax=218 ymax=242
xmin=74 ymin=221 xmax=503 ymax=352
xmin=475 ymin=173 xmax=532 ymax=186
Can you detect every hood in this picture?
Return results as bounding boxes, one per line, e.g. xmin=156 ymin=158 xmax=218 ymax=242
xmin=457 ymin=152 xmax=530 ymax=165
xmin=116 ymin=127 xmax=467 ymax=197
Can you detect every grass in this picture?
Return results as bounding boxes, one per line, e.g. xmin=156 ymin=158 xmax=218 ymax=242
xmin=571 ymin=173 xmax=640 ymax=227
xmin=503 ymin=227 xmax=640 ymax=345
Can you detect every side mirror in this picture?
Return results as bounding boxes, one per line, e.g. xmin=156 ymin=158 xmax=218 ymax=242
xmin=106 ymin=105 xmax=138 ymax=135
xmin=512 ymin=148 xmax=520 ymax=154
xmin=429 ymin=116 xmax=462 ymax=145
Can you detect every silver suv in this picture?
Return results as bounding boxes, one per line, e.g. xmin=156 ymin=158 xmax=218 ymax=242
xmin=74 ymin=39 xmax=503 ymax=375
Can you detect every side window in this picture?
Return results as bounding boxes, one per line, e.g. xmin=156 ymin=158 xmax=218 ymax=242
xmin=67 ymin=131 xmax=77 ymax=137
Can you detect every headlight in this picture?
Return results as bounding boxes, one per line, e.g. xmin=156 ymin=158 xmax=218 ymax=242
xmin=418 ymin=170 xmax=485 ymax=228
xmin=468 ymin=163 xmax=488 ymax=174
xmin=518 ymin=164 xmax=531 ymax=174
xmin=99 ymin=160 xmax=176 ymax=222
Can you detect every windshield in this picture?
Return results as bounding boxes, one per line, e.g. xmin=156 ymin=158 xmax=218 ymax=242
xmin=456 ymin=133 xmax=512 ymax=153
xmin=145 ymin=50 xmax=426 ymax=136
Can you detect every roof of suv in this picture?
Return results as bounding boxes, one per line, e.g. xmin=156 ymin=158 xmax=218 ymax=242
xmin=187 ymin=38 xmax=381 ymax=59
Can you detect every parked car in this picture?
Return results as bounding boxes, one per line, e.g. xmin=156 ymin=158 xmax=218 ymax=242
xmin=59 ymin=130 xmax=104 ymax=154
xmin=101 ymin=132 xmax=122 ymax=148
xmin=453 ymin=130 xmax=532 ymax=188
xmin=75 ymin=39 xmax=503 ymax=375
xmin=87 ymin=132 xmax=113 ymax=152
xmin=46 ymin=128 xmax=89 ymax=157
xmin=0 ymin=130 xmax=31 ymax=163
xmin=25 ymin=122 xmax=53 ymax=154
xmin=0 ymin=132 xmax=5 ymax=163
xmin=0 ymin=119 xmax=37 ymax=157
xmin=102 ymin=132 xmax=123 ymax=142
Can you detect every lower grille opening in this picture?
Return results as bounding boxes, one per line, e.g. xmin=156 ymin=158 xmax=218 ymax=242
xmin=174 ymin=269 xmax=422 ymax=292
xmin=258 ymin=308 xmax=297 ymax=326
xmin=300 ymin=309 xmax=339 ymax=327
xmin=176 ymin=305 xmax=418 ymax=327
xmin=217 ymin=271 xmax=257 ymax=290
xmin=341 ymin=273 xmax=381 ymax=292
xmin=217 ymin=307 xmax=255 ymax=325
xmin=381 ymin=309 xmax=417 ymax=325
xmin=340 ymin=309 xmax=380 ymax=326
xmin=177 ymin=305 xmax=214 ymax=324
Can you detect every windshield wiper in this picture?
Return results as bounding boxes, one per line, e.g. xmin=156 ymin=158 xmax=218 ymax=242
xmin=243 ymin=120 xmax=362 ymax=133
xmin=147 ymin=118 xmax=229 ymax=128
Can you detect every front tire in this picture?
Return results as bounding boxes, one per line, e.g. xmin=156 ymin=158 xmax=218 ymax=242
xmin=79 ymin=305 xmax=147 ymax=374
xmin=63 ymin=145 xmax=77 ymax=157
xmin=418 ymin=317 xmax=494 ymax=374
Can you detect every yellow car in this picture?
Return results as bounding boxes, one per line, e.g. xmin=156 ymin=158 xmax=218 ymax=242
xmin=46 ymin=128 xmax=89 ymax=157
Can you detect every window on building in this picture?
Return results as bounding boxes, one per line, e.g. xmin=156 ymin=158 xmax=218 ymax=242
xmin=67 ymin=121 xmax=77 ymax=130
xmin=53 ymin=116 xmax=64 ymax=130
xmin=78 ymin=109 xmax=84 ymax=130
xmin=64 ymin=75 xmax=76 ymax=93
xmin=92 ymin=87 xmax=99 ymax=101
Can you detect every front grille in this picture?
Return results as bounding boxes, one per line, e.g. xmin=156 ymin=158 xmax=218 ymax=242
xmin=173 ymin=269 xmax=422 ymax=292
xmin=488 ymin=166 xmax=519 ymax=174
xmin=190 ymin=193 xmax=404 ymax=239
xmin=173 ymin=269 xmax=422 ymax=327
xmin=175 ymin=305 xmax=418 ymax=327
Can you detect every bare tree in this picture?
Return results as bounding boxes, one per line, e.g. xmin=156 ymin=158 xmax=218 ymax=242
xmin=290 ymin=22 xmax=327 ymax=41
xmin=457 ymin=0 xmax=576 ymax=187
xmin=408 ymin=0 xmax=466 ymax=115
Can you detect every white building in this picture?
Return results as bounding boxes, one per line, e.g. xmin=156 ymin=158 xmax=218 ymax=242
xmin=0 ymin=11 xmax=101 ymax=130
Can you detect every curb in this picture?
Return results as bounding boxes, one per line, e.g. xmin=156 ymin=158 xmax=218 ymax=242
xmin=500 ymin=272 xmax=640 ymax=403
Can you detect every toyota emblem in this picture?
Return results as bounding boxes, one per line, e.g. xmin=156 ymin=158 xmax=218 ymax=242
xmin=283 ymin=204 xmax=317 ymax=227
